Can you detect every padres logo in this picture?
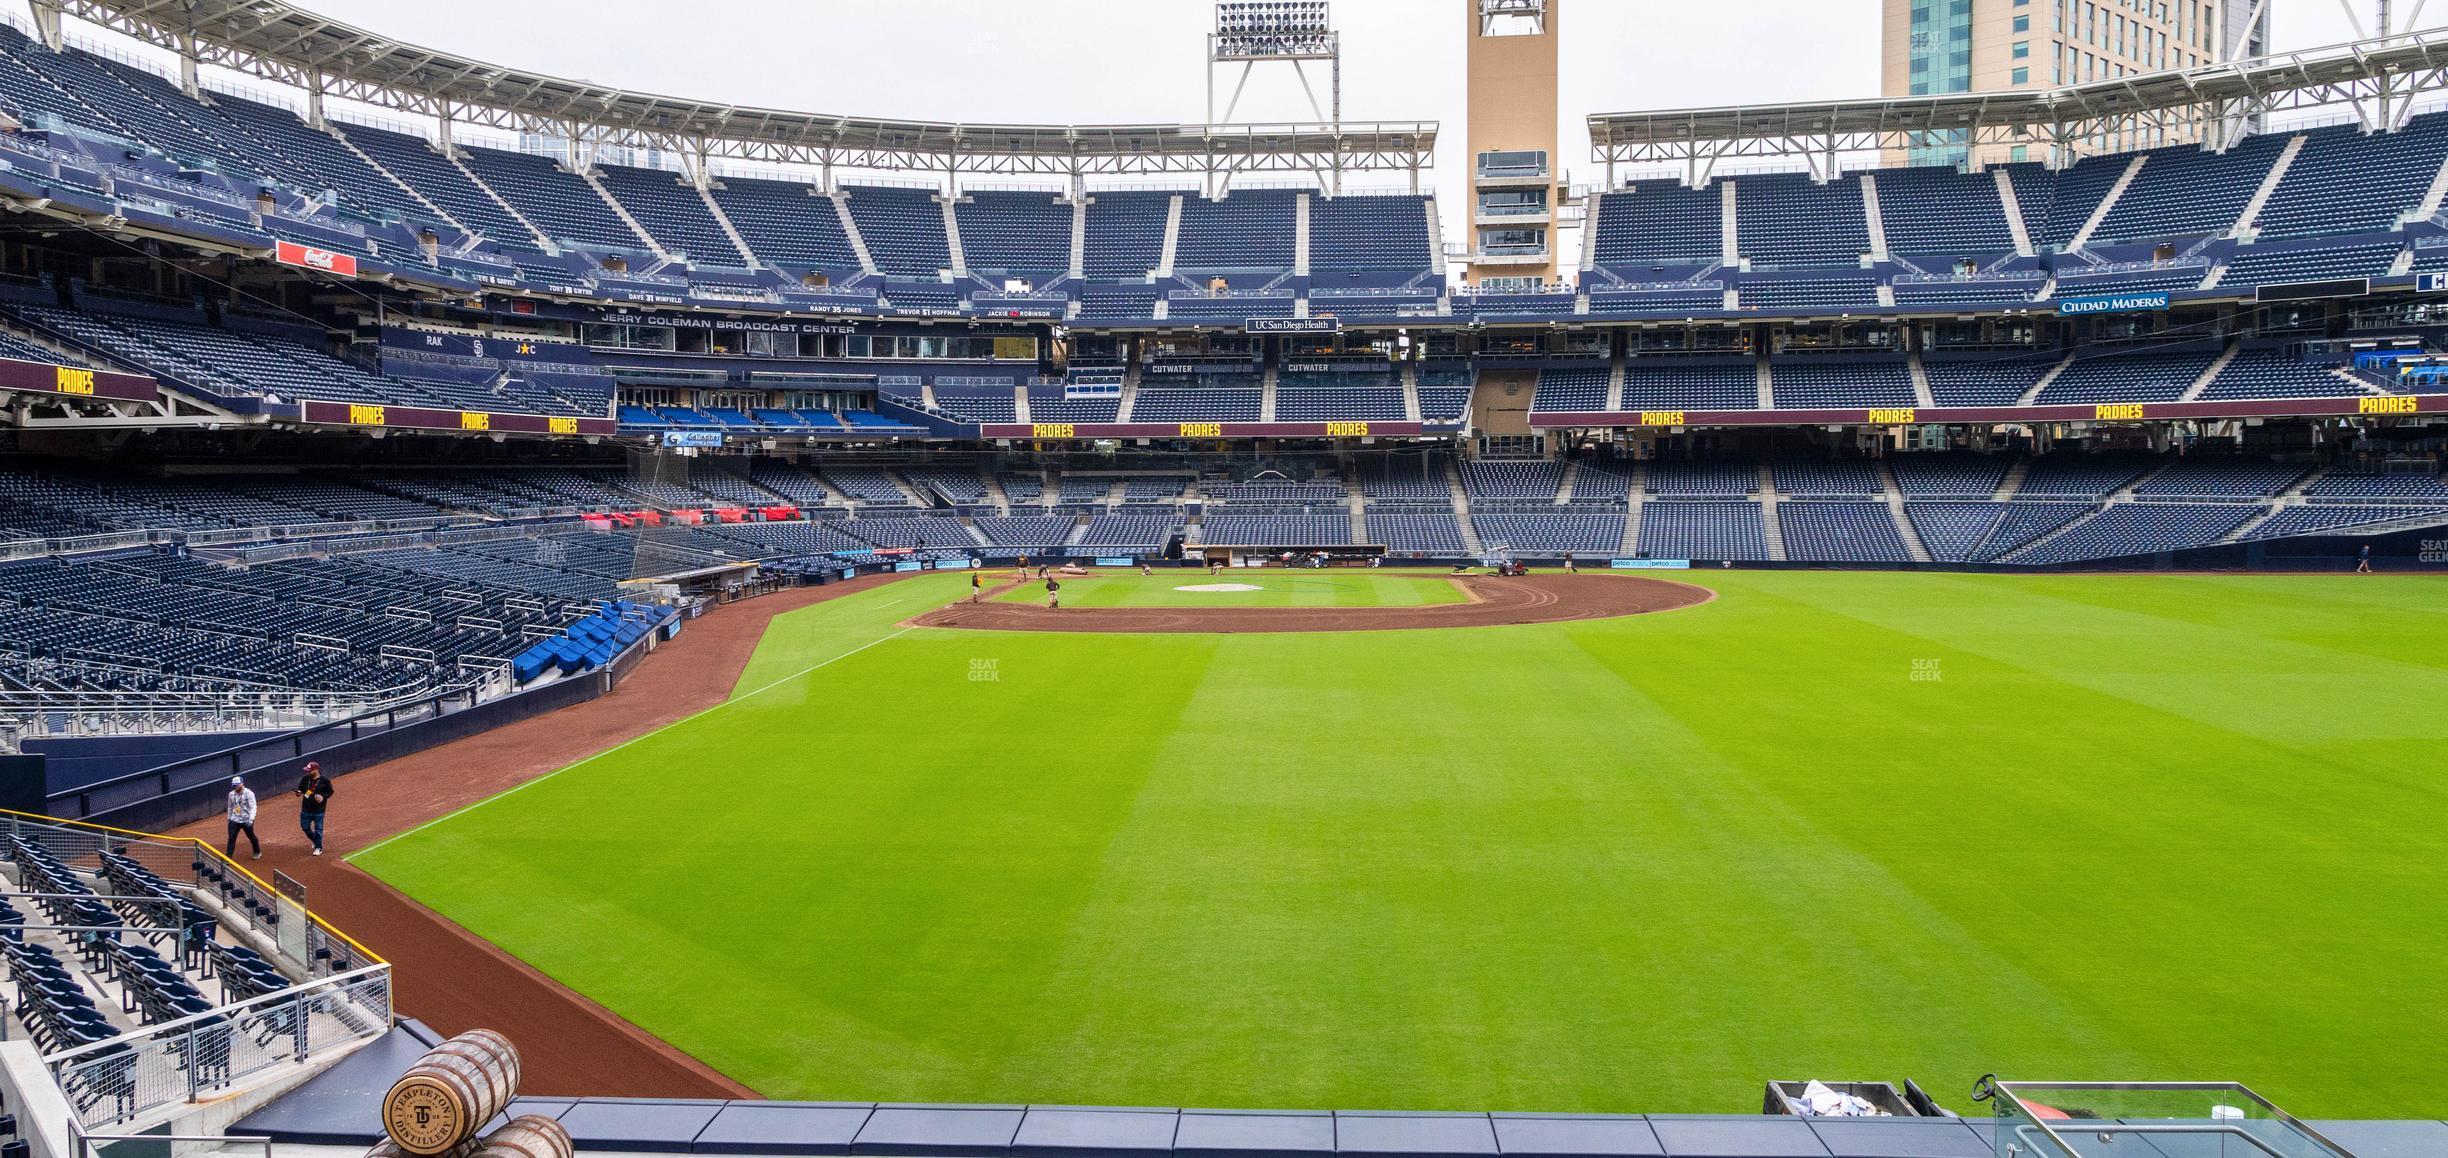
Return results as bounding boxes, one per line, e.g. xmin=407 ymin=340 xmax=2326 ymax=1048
xmin=384 ymin=1080 xmax=465 ymax=1154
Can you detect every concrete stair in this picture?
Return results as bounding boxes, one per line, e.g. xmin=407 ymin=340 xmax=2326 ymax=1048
xmin=2220 ymin=502 xmax=2290 ymax=544
xmin=2333 ymin=366 xmax=2391 ymax=396
xmin=833 ymin=192 xmax=879 ymax=276
xmin=1758 ymin=464 xmax=1787 ymax=562
xmin=1577 ymin=190 xmax=1602 ymax=272
xmin=448 ymin=150 xmax=556 ymax=251
xmin=939 ymin=194 xmax=968 ymax=277
xmin=698 ymin=181 xmax=765 ymax=269
xmin=1720 ymin=180 xmax=1741 ymax=264
xmin=1993 ymin=455 xmax=2031 ymax=502
xmin=2017 ymin=351 xmax=2079 ymax=405
xmin=1620 ymin=463 xmax=1648 ymax=555
xmin=1994 ymin=167 xmax=2035 ymax=257
xmin=2229 ymin=134 xmax=2306 ymax=239
xmin=1447 ymin=459 xmax=1482 ymax=554
xmin=1880 ymin=461 xmax=1932 ymax=563
xmin=2068 ymin=155 xmax=2148 ymax=251
xmin=2408 ymin=153 xmax=2448 ymax=224
xmin=1067 ymin=195 xmax=1089 ymax=279
xmin=2178 ymin=340 xmax=2242 ymax=403
xmin=1156 ymin=194 xmax=1184 ymax=278
xmin=577 ymin=166 xmax=671 ymax=259
xmin=2002 ymin=506 xmax=2103 ymax=563
xmin=1116 ymin=363 xmax=1142 ymax=423
xmin=334 ymin=129 xmax=467 ymax=235
xmin=1860 ymin=172 xmax=1890 ymax=260
xmin=1293 ymin=194 xmax=1311 ymax=277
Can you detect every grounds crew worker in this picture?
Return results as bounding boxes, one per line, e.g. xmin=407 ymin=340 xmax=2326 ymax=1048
xmin=296 ymin=761 xmax=335 ymax=856
xmin=225 ymin=776 xmax=261 ymax=860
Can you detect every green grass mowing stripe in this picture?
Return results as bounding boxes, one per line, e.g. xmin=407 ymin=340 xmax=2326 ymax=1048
xmin=354 ymin=571 xmax=2448 ymax=1116
xmin=347 ymin=579 xmax=953 ymax=864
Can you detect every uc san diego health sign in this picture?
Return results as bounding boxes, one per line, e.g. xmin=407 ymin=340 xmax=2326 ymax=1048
xmin=2056 ymin=290 xmax=2170 ymax=316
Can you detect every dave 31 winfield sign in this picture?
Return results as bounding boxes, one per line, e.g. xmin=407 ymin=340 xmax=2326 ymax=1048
xmin=274 ymin=240 xmax=359 ymax=278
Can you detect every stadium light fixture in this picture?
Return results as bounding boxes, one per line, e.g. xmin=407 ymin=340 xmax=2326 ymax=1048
xmin=1478 ymin=0 xmax=1548 ymax=37
xmin=1207 ymin=1 xmax=1344 ymax=194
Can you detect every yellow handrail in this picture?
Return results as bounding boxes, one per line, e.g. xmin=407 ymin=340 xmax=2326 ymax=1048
xmin=0 ymin=806 xmax=388 ymax=966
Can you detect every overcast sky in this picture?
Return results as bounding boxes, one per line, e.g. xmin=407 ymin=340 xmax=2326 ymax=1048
xmin=52 ymin=0 xmax=2405 ymax=209
xmin=262 ymin=0 xmax=2381 ymax=188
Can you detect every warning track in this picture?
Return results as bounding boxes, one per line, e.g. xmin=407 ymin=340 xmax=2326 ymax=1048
xmin=911 ymin=573 xmax=1713 ymax=633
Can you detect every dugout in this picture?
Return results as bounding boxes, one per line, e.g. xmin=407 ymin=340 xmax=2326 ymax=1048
xmin=1201 ymin=545 xmax=1386 ymax=568
xmin=617 ymin=561 xmax=762 ymax=600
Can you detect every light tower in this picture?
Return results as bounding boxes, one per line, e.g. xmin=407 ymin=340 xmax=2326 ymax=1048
xmin=1208 ymin=1 xmax=1342 ymax=195
xmin=1463 ymin=0 xmax=1562 ymax=288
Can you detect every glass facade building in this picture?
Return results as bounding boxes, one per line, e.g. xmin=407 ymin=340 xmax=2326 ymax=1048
xmin=1882 ymin=0 xmax=2265 ymax=168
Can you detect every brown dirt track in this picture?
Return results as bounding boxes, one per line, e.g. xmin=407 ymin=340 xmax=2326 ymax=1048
xmin=165 ymin=572 xmax=918 ymax=1099
xmin=157 ymin=569 xmax=1709 ymax=1099
xmin=913 ymin=573 xmax=1713 ymax=633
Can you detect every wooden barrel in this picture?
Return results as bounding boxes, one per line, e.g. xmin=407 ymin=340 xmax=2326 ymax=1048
xmin=473 ymin=1116 xmax=572 ymax=1158
xmin=381 ymin=1030 xmax=522 ymax=1155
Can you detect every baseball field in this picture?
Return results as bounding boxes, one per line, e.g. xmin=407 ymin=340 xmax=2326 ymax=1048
xmin=353 ymin=569 xmax=2448 ymax=1118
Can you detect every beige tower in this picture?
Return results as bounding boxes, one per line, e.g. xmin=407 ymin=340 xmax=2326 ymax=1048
xmin=1464 ymin=0 xmax=1563 ymax=288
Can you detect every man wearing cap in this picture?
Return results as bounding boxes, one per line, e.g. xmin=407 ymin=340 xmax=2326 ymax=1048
xmin=295 ymin=762 xmax=334 ymax=856
xmin=225 ymin=777 xmax=260 ymax=860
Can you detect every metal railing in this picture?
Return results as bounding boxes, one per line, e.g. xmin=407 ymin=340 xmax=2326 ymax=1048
xmin=48 ymin=968 xmax=391 ymax=1131
xmin=77 ymin=1131 xmax=270 ymax=1158
xmin=0 ymin=813 xmax=383 ymax=972
xmin=0 ymin=532 xmax=167 ymax=563
xmin=0 ymin=812 xmax=391 ymax=1130
xmin=42 ymin=684 xmax=487 ymax=819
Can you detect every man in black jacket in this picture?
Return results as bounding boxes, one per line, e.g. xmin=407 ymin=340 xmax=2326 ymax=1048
xmin=296 ymin=762 xmax=335 ymax=856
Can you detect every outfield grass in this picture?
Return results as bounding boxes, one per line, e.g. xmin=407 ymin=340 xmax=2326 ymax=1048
xmin=987 ymin=571 xmax=1467 ymax=608
xmin=355 ymin=571 xmax=2448 ymax=1117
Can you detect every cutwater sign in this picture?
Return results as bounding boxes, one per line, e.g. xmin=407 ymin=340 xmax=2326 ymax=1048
xmin=2056 ymin=291 xmax=2170 ymax=316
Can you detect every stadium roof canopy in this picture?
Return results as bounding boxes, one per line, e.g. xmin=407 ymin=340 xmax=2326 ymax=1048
xmin=29 ymin=0 xmax=1436 ymax=185
xmin=1588 ymin=27 xmax=2448 ymax=178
